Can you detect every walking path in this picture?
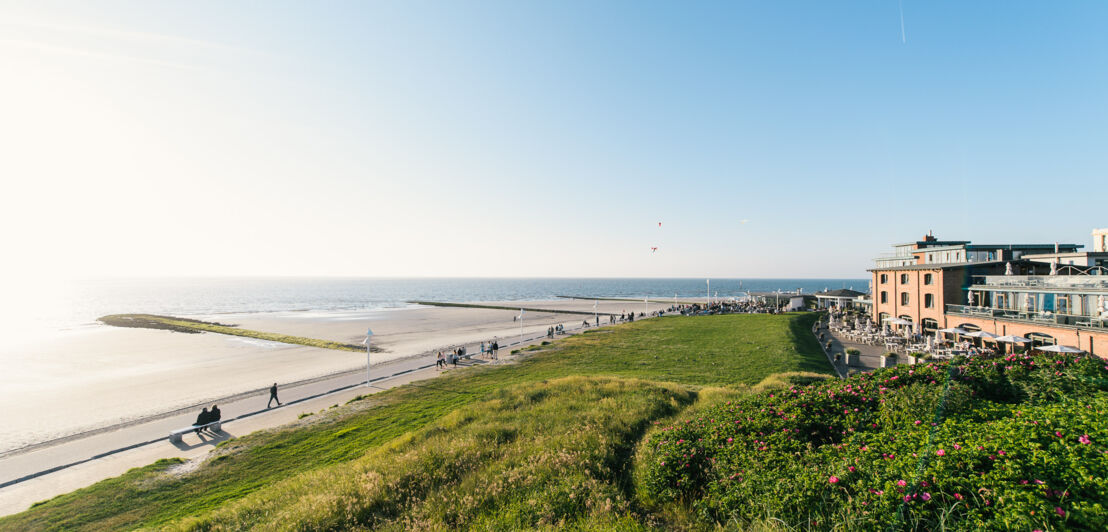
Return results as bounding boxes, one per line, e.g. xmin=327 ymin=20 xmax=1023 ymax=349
xmin=0 ymin=319 xmax=607 ymax=516
xmin=816 ymin=323 xmax=901 ymax=375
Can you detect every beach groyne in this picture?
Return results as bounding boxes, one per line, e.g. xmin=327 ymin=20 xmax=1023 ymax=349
xmin=98 ymin=314 xmax=379 ymax=353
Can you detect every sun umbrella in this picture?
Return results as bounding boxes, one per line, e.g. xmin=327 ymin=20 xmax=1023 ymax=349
xmin=964 ymin=330 xmax=998 ymax=340
xmin=1036 ymin=344 xmax=1085 ymax=354
xmin=938 ymin=327 xmax=971 ymax=335
xmin=995 ymin=335 xmax=1031 ymax=344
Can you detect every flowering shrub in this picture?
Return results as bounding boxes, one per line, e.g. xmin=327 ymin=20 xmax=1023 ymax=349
xmin=636 ymin=351 xmax=1108 ymax=530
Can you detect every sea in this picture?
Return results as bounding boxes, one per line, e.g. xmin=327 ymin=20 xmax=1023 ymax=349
xmin=1 ymin=277 xmax=868 ymax=345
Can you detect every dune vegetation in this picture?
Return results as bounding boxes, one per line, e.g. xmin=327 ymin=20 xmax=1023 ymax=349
xmin=1 ymin=313 xmax=829 ymax=531
xmin=13 ymin=312 xmax=1108 ymax=530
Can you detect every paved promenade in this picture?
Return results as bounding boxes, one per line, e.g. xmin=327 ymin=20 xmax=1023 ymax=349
xmin=815 ymin=323 xmax=901 ymax=375
xmin=0 ymin=325 xmax=571 ymax=516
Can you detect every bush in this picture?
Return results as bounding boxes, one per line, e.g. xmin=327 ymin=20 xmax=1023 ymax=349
xmin=846 ymin=348 xmax=861 ymax=356
xmin=635 ymin=351 xmax=1108 ymax=530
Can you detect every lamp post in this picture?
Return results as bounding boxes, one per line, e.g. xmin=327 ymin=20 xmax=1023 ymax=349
xmin=364 ymin=328 xmax=374 ymax=387
xmin=706 ymin=278 xmax=710 ymax=307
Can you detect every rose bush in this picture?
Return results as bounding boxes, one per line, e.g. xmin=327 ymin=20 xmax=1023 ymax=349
xmin=635 ymin=351 xmax=1108 ymax=530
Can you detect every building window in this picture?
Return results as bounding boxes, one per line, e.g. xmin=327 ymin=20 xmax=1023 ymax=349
xmin=924 ymin=294 xmax=934 ymax=308
xmin=901 ymin=292 xmax=909 ymax=305
xmin=924 ymin=273 xmax=933 ymax=285
xmin=880 ymin=291 xmax=888 ymax=304
xmin=880 ymin=274 xmax=888 ymax=284
xmin=900 ymin=274 xmax=909 ymax=284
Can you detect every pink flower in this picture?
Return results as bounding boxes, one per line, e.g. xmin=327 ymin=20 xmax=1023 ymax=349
xmin=897 ymin=480 xmax=907 ymax=487
xmin=1056 ymin=431 xmax=1063 ymax=438
xmin=936 ymin=449 xmax=945 ymax=456
xmin=726 ymin=437 xmax=733 ymax=443
xmin=903 ymin=495 xmax=912 ymax=502
xmin=953 ymin=493 xmax=964 ymax=500
xmin=829 ymin=476 xmax=840 ymax=484
xmin=953 ymin=444 xmax=961 ymax=450
xmin=1056 ymin=507 xmax=1065 ymax=517
xmin=1079 ymin=434 xmax=1092 ymax=445
xmin=914 ymin=420 xmax=922 ymax=425
xmin=848 ymin=466 xmax=856 ymax=472
xmin=921 ymin=492 xmax=931 ymax=501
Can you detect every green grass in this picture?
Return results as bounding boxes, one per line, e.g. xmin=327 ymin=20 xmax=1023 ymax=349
xmin=98 ymin=314 xmax=375 ymax=353
xmin=0 ymin=313 xmax=831 ymax=531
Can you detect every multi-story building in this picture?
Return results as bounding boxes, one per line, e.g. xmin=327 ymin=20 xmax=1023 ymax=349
xmin=869 ymin=231 xmax=1108 ymax=358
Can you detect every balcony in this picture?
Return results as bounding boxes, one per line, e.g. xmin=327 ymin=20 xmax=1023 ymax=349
xmin=974 ymin=275 xmax=1108 ymax=291
xmin=946 ymin=304 xmax=1108 ymax=330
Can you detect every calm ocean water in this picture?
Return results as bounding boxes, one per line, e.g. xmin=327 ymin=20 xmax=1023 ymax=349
xmin=8 ymin=277 xmax=869 ymax=338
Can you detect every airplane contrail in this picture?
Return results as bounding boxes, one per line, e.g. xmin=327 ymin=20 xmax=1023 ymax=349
xmin=898 ymin=0 xmax=907 ymax=43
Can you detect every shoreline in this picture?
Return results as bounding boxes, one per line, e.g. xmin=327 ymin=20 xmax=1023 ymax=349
xmin=0 ymin=299 xmax=674 ymax=454
xmin=0 ymin=305 xmax=643 ymax=517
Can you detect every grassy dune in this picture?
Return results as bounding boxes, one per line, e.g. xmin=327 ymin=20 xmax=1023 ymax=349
xmin=98 ymin=314 xmax=377 ymax=352
xmin=2 ymin=313 xmax=831 ymax=531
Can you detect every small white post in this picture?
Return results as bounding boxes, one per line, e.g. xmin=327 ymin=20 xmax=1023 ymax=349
xmin=364 ymin=328 xmax=374 ymax=387
xmin=518 ymin=308 xmax=524 ymax=343
xmin=706 ymin=278 xmax=710 ymax=307
xmin=594 ymin=300 xmax=598 ymax=325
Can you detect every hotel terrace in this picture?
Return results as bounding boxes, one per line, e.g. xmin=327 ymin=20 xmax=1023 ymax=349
xmin=868 ymin=229 xmax=1108 ymax=357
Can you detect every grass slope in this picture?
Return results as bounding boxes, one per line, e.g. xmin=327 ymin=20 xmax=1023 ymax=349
xmin=98 ymin=314 xmax=375 ymax=352
xmin=1 ymin=313 xmax=830 ymax=531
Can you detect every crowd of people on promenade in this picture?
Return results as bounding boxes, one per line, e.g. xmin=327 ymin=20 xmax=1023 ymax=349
xmin=674 ymin=300 xmax=785 ymax=316
xmin=437 ymin=339 xmax=503 ymax=369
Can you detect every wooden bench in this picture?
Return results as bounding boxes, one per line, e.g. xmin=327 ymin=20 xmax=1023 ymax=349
xmin=169 ymin=420 xmax=222 ymax=443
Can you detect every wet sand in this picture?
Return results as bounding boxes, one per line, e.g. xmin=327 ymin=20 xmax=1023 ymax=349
xmin=0 ymin=299 xmax=673 ymax=454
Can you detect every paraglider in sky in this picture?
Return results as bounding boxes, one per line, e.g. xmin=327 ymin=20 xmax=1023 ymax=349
xmin=650 ymin=247 xmax=658 ymax=253
xmin=658 ymin=222 xmax=662 ymax=227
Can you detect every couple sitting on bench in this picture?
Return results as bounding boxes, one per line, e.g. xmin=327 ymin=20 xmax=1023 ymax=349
xmin=194 ymin=405 xmax=222 ymax=434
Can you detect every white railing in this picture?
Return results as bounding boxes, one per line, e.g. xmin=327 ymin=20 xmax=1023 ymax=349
xmin=976 ymin=275 xmax=1108 ymax=291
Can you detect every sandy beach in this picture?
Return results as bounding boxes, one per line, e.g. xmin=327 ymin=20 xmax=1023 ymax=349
xmin=0 ymin=299 xmax=675 ymax=455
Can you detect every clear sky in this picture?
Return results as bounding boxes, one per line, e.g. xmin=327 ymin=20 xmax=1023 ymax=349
xmin=1 ymin=1 xmax=1106 ymax=280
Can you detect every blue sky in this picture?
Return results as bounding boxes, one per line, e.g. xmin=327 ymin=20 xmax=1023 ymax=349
xmin=1 ymin=1 xmax=1105 ymax=279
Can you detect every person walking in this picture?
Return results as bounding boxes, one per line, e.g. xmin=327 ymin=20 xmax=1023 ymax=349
xmin=268 ymin=382 xmax=281 ymax=408
xmin=437 ymin=351 xmax=445 ymax=369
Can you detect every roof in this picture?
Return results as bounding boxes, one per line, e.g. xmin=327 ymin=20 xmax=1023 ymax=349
xmin=967 ymin=244 xmax=1082 ymax=251
xmin=815 ymin=289 xmax=866 ymax=298
xmin=746 ymin=292 xmax=813 ymax=299
xmin=867 ymin=260 xmax=1022 ymax=272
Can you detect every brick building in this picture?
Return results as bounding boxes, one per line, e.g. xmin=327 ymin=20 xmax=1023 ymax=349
xmin=868 ymin=232 xmax=1108 ymax=358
